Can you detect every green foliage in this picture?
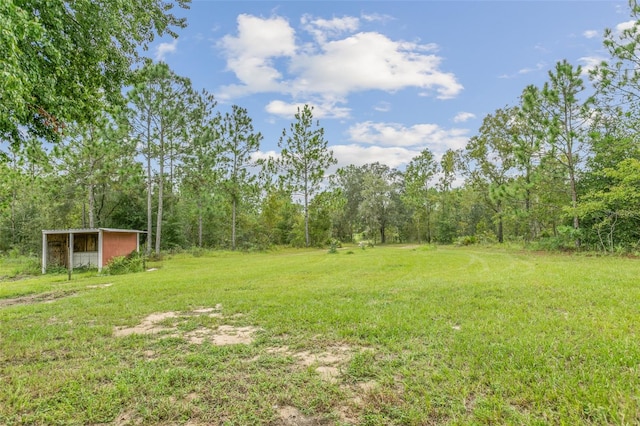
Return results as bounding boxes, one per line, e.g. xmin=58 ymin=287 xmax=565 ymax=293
xmin=455 ymin=235 xmax=476 ymax=246
xmin=103 ymin=251 xmax=145 ymax=275
xmin=1 ymin=0 xmax=190 ymax=145
xmin=271 ymin=105 xmax=337 ymax=247
xmin=327 ymin=239 xmax=341 ymax=254
xmin=0 ymin=253 xmax=41 ymax=278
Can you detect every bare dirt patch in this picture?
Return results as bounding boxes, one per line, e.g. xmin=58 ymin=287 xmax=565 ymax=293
xmin=113 ymin=306 xmax=260 ymax=346
xmin=0 ymin=291 xmax=76 ymax=308
xmin=276 ymin=405 xmax=328 ymax=425
xmin=114 ymin=311 xmax=179 ymax=337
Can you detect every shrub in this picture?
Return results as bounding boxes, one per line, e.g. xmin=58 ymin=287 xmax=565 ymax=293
xmin=328 ymin=238 xmax=341 ymax=254
xmin=104 ymin=251 xmax=144 ymax=275
xmin=455 ymin=235 xmax=476 ymax=246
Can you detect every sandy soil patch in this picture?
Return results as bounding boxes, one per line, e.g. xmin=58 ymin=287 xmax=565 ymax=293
xmin=113 ymin=306 xmax=260 ymax=346
xmin=114 ymin=311 xmax=179 ymax=337
xmin=277 ymin=405 xmax=327 ymax=425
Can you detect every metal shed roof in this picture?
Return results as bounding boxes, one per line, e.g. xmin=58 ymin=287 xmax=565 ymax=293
xmin=42 ymin=228 xmax=147 ymax=234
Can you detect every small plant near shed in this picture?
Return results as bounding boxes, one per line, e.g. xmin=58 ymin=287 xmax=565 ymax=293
xmin=103 ymin=251 xmax=144 ymax=275
xmin=327 ymin=239 xmax=341 ymax=254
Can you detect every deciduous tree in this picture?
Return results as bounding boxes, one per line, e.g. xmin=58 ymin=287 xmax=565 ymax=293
xmin=1 ymin=0 xmax=189 ymax=145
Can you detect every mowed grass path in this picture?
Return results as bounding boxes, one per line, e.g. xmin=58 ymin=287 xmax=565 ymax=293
xmin=1 ymin=246 xmax=640 ymax=425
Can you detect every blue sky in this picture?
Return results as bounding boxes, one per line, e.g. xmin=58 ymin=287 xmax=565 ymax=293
xmin=147 ymin=0 xmax=632 ymax=171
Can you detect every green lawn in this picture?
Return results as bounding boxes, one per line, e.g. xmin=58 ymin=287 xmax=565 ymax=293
xmin=1 ymin=246 xmax=640 ymax=425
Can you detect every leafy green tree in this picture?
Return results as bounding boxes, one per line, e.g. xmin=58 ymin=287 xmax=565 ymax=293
xmin=538 ymin=60 xmax=593 ymax=244
xmin=331 ymin=165 xmax=366 ymax=242
xmin=258 ymin=189 xmax=301 ymax=246
xmin=462 ymin=107 xmax=518 ymax=243
xmin=436 ymin=149 xmax=459 ymax=243
xmin=218 ymin=106 xmax=262 ymax=250
xmin=592 ymin=1 xmax=640 ymax=129
xmin=127 ymin=62 xmax=194 ymax=254
xmin=358 ymin=163 xmax=403 ymax=244
xmin=179 ymin=89 xmax=219 ymax=247
xmin=57 ymin=114 xmax=137 ymax=228
xmin=513 ymin=86 xmax=547 ymax=240
xmin=272 ymin=105 xmax=336 ymax=247
xmin=577 ymin=158 xmax=640 ymax=252
xmin=1 ymin=0 xmax=189 ymax=145
xmin=404 ymin=149 xmax=439 ymax=243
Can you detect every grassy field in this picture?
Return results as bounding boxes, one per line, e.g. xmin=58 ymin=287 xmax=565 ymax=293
xmin=1 ymin=245 xmax=640 ymax=425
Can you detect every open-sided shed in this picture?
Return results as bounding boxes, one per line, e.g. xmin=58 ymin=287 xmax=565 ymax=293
xmin=42 ymin=228 xmax=146 ymax=273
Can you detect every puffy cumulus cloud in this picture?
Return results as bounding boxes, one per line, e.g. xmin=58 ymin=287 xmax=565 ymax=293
xmin=453 ymin=112 xmax=476 ymax=123
xmin=265 ymin=100 xmax=351 ymax=119
xmin=155 ymin=39 xmax=178 ymax=61
xmin=218 ymin=14 xmax=296 ymax=98
xmin=583 ymin=30 xmax=598 ymax=39
xmin=332 ymin=144 xmax=418 ymax=169
xmin=291 ymin=32 xmax=461 ymax=99
xmin=217 ymin=13 xmax=462 ymax=103
xmin=347 ymin=121 xmax=469 ymax=153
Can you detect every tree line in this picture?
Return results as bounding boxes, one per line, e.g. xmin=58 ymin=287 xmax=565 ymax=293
xmin=4 ymin=1 xmax=640 ymax=255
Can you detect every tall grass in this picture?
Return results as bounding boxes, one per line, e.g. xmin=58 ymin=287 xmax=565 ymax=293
xmin=1 ymin=246 xmax=640 ymax=424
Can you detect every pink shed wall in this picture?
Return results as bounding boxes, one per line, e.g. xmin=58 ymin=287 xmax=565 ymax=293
xmin=102 ymin=231 xmax=137 ymax=266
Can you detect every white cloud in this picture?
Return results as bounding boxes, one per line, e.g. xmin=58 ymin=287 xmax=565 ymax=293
xmin=347 ymin=121 xmax=469 ymax=153
xmin=251 ymin=150 xmax=280 ymax=163
xmin=217 ymin=14 xmax=296 ymax=99
xmin=374 ymin=102 xmax=391 ymax=112
xmin=332 ymin=144 xmax=417 ymax=169
xmin=301 ymin=14 xmax=359 ymax=43
xmin=453 ymin=112 xmax=476 ymax=123
xmin=500 ymin=62 xmax=547 ymax=79
xmin=217 ymin=14 xmax=463 ymax=103
xmin=155 ymin=39 xmax=178 ymax=61
xmin=518 ymin=62 xmax=546 ymax=75
xmin=361 ymin=13 xmax=394 ymax=24
xmin=616 ymin=20 xmax=636 ymax=33
xmin=291 ymin=32 xmax=460 ymax=99
xmin=583 ymin=30 xmax=598 ymax=39
xmin=578 ymin=55 xmax=606 ymax=74
xmin=265 ymin=100 xmax=351 ymax=119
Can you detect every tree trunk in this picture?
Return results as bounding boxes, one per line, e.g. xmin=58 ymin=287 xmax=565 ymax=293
xmin=304 ymin=172 xmax=310 ymax=247
xmin=146 ymin=138 xmax=153 ymax=256
xmin=88 ymin=184 xmax=95 ymax=228
xmin=304 ymin=193 xmax=310 ymax=247
xmin=155 ymin=133 xmax=165 ymax=255
xmin=197 ymin=199 xmax=203 ymax=248
xmin=425 ymin=204 xmax=432 ymax=243
xmin=497 ymin=200 xmax=503 ymax=243
xmin=569 ymin=169 xmax=580 ymax=247
xmin=232 ymin=196 xmax=237 ymax=250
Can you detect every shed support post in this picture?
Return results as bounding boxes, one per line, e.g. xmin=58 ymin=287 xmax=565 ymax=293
xmin=42 ymin=233 xmax=47 ymax=274
xmin=68 ymin=232 xmax=74 ymax=281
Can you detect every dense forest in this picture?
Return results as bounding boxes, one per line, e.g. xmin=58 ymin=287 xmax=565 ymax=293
xmin=4 ymin=1 xmax=640 ymax=255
